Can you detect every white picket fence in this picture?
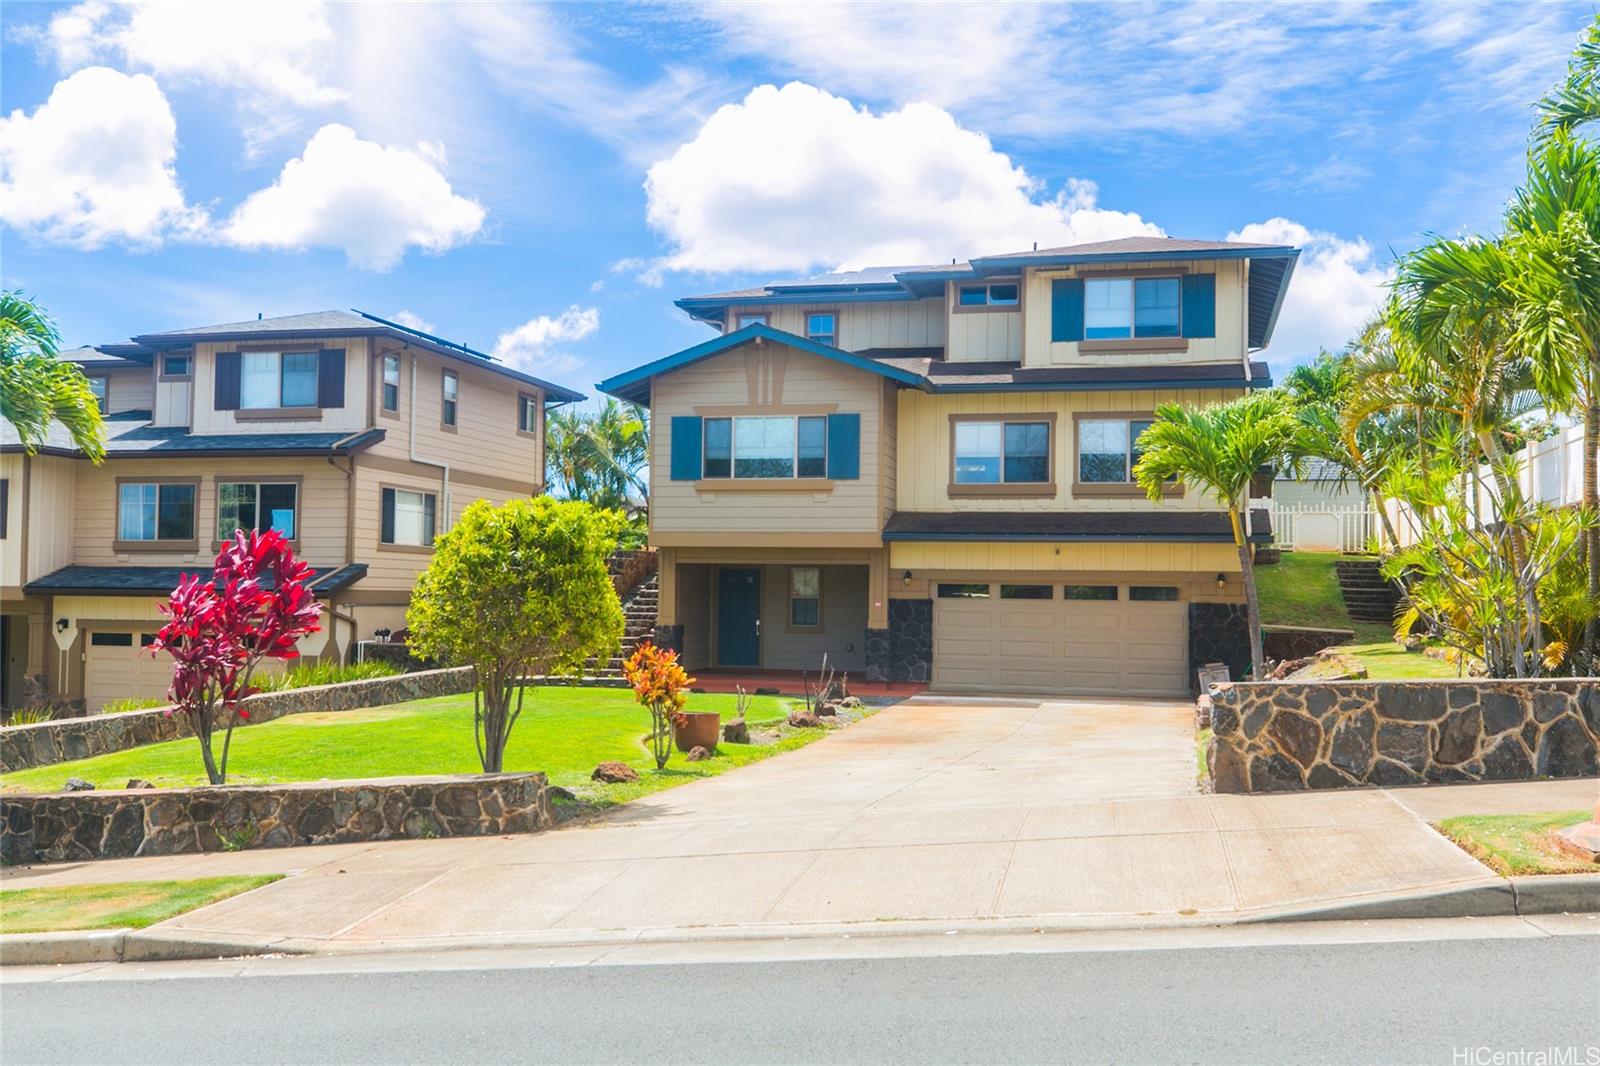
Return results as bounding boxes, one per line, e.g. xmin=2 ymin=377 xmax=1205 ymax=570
xmin=1258 ymin=502 xmax=1377 ymax=553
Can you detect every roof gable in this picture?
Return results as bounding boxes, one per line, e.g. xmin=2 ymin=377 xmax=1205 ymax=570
xmin=597 ymin=324 xmax=926 ymax=405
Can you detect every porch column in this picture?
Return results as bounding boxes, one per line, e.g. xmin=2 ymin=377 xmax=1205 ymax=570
xmin=652 ymin=548 xmax=684 ymax=654
xmin=865 ymin=547 xmax=891 ymax=681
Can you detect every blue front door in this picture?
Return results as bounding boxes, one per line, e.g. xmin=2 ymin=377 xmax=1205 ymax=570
xmin=717 ymin=568 xmax=761 ymax=667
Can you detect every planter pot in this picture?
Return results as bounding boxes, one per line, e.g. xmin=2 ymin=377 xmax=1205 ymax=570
xmin=673 ymin=711 xmax=721 ymax=753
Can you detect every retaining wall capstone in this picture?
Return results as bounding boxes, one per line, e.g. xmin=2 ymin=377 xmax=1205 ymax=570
xmin=1208 ymin=678 xmax=1600 ymax=793
xmin=0 ymin=667 xmax=475 ymax=775
xmin=1 ymin=773 xmax=550 ymax=864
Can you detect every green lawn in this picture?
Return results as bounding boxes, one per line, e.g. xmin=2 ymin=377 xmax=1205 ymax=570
xmin=0 ymin=876 xmax=281 ymax=933
xmin=1 ymin=687 xmax=817 ymax=808
xmin=1254 ymin=551 xmax=1463 ymax=679
xmin=1434 ymin=811 xmax=1597 ymax=876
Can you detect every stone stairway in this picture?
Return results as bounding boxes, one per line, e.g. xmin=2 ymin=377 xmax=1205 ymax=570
xmin=1334 ymin=558 xmax=1402 ymax=624
xmin=583 ymin=572 xmax=660 ymax=681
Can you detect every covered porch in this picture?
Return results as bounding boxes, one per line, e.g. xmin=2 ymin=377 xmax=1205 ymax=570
xmin=655 ymin=546 xmax=895 ymax=682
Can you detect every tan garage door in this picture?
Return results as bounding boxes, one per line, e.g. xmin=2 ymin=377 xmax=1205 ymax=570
xmin=932 ymin=584 xmax=1189 ymax=697
xmin=83 ymin=629 xmax=173 ymax=713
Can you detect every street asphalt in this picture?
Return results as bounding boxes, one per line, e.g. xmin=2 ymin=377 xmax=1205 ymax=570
xmin=4 ymin=918 xmax=1597 ymax=1064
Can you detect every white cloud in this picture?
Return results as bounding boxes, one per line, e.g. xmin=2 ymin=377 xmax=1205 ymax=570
xmin=221 ymin=124 xmax=486 ymax=271
xmin=0 ymin=66 xmax=204 ymax=248
xmin=388 ymin=310 xmax=436 ymax=334
xmin=492 ymin=306 xmax=601 ymax=375
xmin=40 ymin=1 xmax=344 ymax=108
xmin=1227 ymin=218 xmax=1391 ymax=368
xmin=643 ymin=82 xmax=1161 ymax=276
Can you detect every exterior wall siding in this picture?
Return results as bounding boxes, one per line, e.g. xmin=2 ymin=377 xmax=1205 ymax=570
xmin=1021 ymin=259 xmax=1248 ymax=368
xmin=26 ymin=455 xmax=76 ymax=583
xmin=723 ymin=299 xmax=945 ymax=351
xmin=887 ymin=542 xmax=1244 ymax=580
xmin=190 ymin=337 xmax=373 ymax=435
xmin=649 ymin=346 xmax=887 ymax=540
xmin=894 ymin=386 xmax=1240 ymax=513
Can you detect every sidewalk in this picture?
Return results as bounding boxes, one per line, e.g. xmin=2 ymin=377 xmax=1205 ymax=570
xmin=3 ymin=697 xmax=1595 ymax=958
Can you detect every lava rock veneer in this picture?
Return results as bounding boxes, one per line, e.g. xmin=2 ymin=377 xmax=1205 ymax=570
xmin=1208 ymin=679 xmax=1600 ymax=793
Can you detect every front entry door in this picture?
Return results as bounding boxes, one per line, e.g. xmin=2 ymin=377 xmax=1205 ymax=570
xmin=717 ymin=568 xmax=761 ymax=667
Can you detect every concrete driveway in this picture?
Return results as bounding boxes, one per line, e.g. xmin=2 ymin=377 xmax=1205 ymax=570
xmin=7 ymin=696 xmax=1583 ymax=952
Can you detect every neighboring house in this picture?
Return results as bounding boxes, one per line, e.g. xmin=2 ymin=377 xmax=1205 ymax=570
xmin=1 ymin=310 xmax=582 ymax=712
xmin=1264 ymin=458 xmax=1374 ymax=552
xmin=1271 ymin=459 xmax=1367 ymax=509
xmin=599 ymin=236 xmax=1298 ymax=696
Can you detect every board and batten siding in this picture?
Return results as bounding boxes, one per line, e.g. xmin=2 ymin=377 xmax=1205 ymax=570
xmin=725 ymin=299 xmax=945 ymax=351
xmin=1021 ymin=259 xmax=1248 ymax=368
xmin=189 ymin=338 xmax=372 ymax=435
xmin=755 ymin=563 xmax=868 ymax=671
xmin=945 ymin=281 xmax=1022 ymax=362
xmin=895 ymin=387 xmax=1241 ymax=513
xmin=365 ymin=347 xmax=543 ymax=493
xmin=650 ymin=346 xmax=888 ymax=541
xmin=888 ymin=542 xmax=1244 ymax=577
xmin=71 ymin=457 xmax=349 ymax=569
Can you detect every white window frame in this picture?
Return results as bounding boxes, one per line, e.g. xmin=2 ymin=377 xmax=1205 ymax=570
xmin=382 ymin=487 xmax=437 ymax=547
xmin=240 ymin=350 xmax=318 ymax=410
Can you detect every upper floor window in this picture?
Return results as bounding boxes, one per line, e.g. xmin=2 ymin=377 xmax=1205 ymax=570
xmin=790 ymin=567 xmax=821 ymax=627
xmin=160 ymin=353 xmax=191 ymax=379
xmin=518 ymin=393 xmax=539 ymax=435
xmin=702 ymin=415 xmax=826 ymax=480
xmin=735 ymin=313 xmax=769 ymax=330
xmin=241 ymin=351 xmax=318 ymax=409
xmin=218 ymin=481 xmax=298 ymax=541
xmin=118 ymin=481 xmax=196 ymax=543
xmin=956 ymin=281 xmax=1020 ymax=308
xmin=381 ymin=487 xmax=436 ymax=547
xmin=953 ymin=420 xmax=1050 ymax=484
xmin=805 ymin=312 xmax=837 ymax=346
xmin=1078 ymin=418 xmax=1154 ymax=484
xmin=381 ymin=353 xmax=401 ymax=412
xmin=442 ymin=370 xmax=459 ymax=427
xmin=88 ymin=376 xmax=108 ymax=412
xmin=1084 ymin=277 xmax=1181 ymax=339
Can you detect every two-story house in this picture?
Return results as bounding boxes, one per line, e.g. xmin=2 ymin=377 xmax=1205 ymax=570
xmin=1 ymin=310 xmax=582 ymax=712
xmin=598 ymin=237 xmax=1297 ymax=697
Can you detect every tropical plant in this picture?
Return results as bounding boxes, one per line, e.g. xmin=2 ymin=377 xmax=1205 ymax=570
xmin=3 ymin=707 xmax=55 ymax=727
xmin=148 ymin=530 xmax=323 ymax=785
xmin=621 ymin=641 xmax=695 ymax=771
xmin=0 ymin=292 xmax=105 ymax=462
xmin=545 ymin=400 xmax=649 ymax=547
xmin=251 ymin=659 xmax=401 ymax=692
xmin=1134 ymin=392 xmax=1302 ymax=677
xmin=406 ymin=497 xmax=625 ymax=773
xmin=1534 ymin=15 xmax=1600 ymax=145
xmin=100 ymin=696 xmax=169 ymax=715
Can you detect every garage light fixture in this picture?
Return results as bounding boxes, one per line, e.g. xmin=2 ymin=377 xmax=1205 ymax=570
xmin=902 ymin=570 xmax=913 ymax=587
xmin=1215 ymin=573 xmax=1227 ymax=591
xmin=55 ymin=618 xmax=69 ymax=633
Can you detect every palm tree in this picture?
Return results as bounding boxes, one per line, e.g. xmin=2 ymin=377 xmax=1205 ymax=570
xmin=1502 ymin=132 xmax=1600 ymax=654
xmin=583 ymin=399 xmax=649 ymax=518
xmin=1534 ymin=16 xmax=1600 ymax=146
xmin=1134 ymin=391 xmax=1301 ymax=677
xmin=0 ymin=292 xmax=105 ymax=462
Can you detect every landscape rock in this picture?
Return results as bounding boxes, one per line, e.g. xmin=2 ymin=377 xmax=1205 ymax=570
xmin=124 ymin=779 xmax=154 ymax=791
xmin=787 ymin=711 xmax=821 ymax=728
xmin=62 ymin=778 xmax=95 ymax=792
xmin=815 ymin=701 xmax=840 ymax=717
xmin=590 ymin=761 xmax=639 ymax=783
xmin=721 ymin=718 xmax=750 ymax=744
xmin=686 ymin=746 xmax=712 ymax=762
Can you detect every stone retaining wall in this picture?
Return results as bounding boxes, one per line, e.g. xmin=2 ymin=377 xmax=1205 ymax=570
xmin=1263 ymin=625 xmax=1356 ymax=662
xmin=1 ymin=773 xmax=550 ymax=864
xmin=1208 ymin=678 xmax=1600 ymax=793
xmin=0 ymin=667 xmax=474 ymax=775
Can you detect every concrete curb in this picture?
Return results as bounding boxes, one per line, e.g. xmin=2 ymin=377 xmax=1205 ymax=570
xmin=1510 ymin=873 xmax=1600 ymax=915
xmin=4 ymin=877 xmax=1594 ymax=967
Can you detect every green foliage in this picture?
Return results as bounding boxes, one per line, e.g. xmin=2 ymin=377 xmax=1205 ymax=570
xmin=3 ymin=707 xmax=55 ymax=727
xmin=1533 ymin=14 xmax=1600 ymax=146
xmin=1436 ymin=810 xmax=1595 ymax=876
xmin=546 ymin=398 xmax=649 ymax=526
xmin=252 ymin=660 xmax=401 ymax=692
xmin=407 ymin=497 xmax=625 ymax=772
xmin=100 ymin=697 xmax=169 ymax=715
xmin=0 ymin=291 xmax=106 ymax=462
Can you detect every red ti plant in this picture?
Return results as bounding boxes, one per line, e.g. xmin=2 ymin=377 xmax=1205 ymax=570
xmin=621 ymin=641 xmax=695 ymax=771
xmin=149 ymin=529 xmax=322 ymax=785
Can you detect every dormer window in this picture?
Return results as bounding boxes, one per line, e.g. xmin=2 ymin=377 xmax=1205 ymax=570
xmin=88 ymin=376 xmax=108 ymax=412
xmin=735 ymin=313 xmax=768 ymax=330
xmin=1084 ymin=277 xmax=1181 ymax=339
xmin=956 ymin=281 xmax=1020 ymax=308
xmin=241 ymin=351 xmax=318 ymax=409
xmin=805 ymin=312 xmax=837 ymax=346
xmin=160 ymin=354 xmax=191 ymax=379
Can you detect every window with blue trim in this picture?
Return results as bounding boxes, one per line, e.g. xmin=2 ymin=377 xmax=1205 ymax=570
xmin=805 ymin=313 xmax=837 ymax=346
xmin=702 ymin=415 xmax=828 ymax=479
xmin=1084 ymin=278 xmax=1181 ymax=339
xmin=957 ymin=282 xmax=1020 ymax=308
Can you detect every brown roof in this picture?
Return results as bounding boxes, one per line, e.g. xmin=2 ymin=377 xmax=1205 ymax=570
xmin=865 ymin=358 xmax=1272 ymax=391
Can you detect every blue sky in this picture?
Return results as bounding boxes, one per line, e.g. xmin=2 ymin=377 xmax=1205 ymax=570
xmin=2 ymin=2 xmax=1595 ymax=398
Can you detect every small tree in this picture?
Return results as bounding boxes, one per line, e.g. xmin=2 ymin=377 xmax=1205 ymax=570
xmin=622 ymin=641 xmax=695 ymax=770
xmin=1134 ymin=392 xmax=1301 ymax=679
xmin=407 ymin=497 xmax=625 ymax=773
xmin=149 ymin=529 xmax=322 ymax=785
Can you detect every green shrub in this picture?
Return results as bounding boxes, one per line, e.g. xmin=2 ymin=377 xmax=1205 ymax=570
xmin=3 ymin=706 xmax=55 ymax=727
xmin=252 ymin=660 xmax=401 ymax=693
xmin=100 ymin=697 xmax=169 ymax=715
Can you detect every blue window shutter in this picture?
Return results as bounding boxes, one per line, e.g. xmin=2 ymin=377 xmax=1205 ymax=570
xmin=669 ymin=416 xmax=703 ymax=481
xmin=1050 ymin=279 xmax=1084 ymax=342
xmin=1182 ymin=274 xmax=1216 ymax=338
xmin=827 ymin=413 xmax=861 ymax=479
